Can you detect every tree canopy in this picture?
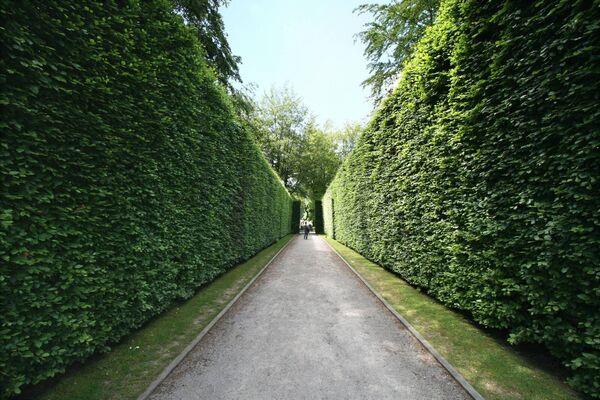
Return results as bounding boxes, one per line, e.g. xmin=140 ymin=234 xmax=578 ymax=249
xmin=252 ymin=85 xmax=310 ymax=193
xmin=355 ymin=0 xmax=440 ymax=102
xmin=333 ymin=122 xmax=363 ymax=159
xmin=297 ymin=124 xmax=342 ymax=199
xmin=249 ymin=86 xmax=355 ymax=200
xmin=173 ymin=0 xmax=241 ymax=89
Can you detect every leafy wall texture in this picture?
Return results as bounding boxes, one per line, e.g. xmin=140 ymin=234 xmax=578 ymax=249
xmin=0 ymin=1 xmax=292 ymax=397
xmin=324 ymin=0 xmax=599 ymax=396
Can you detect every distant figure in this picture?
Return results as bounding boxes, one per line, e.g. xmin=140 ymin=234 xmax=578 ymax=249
xmin=303 ymin=224 xmax=310 ymax=240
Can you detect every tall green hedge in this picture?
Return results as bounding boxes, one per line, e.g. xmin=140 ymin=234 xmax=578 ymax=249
xmin=313 ymin=200 xmax=324 ymax=234
xmin=324 ymin=0 xmax=599 ymax=396
xmin=291 ymin=200 xmax=302 ymax=233
xmin=0 ymin=1 xmax=291 ymax=397
xmin=323 ymin=196 xmax=334 ymax=239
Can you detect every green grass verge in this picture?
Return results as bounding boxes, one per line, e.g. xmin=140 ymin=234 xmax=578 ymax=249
xmin=324 ymin=236 xmax=581 ymax=400
xmin=23 ymin=235 xmax=293 ymax=400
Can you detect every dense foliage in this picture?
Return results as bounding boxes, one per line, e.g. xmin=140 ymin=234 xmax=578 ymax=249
xmin=0 ymin=0 xmax=292 ymax=397
xmin=291 ymin=200 xmax=302 ymax=233
xmin=313 ymin=200 xmax=324 ymax=234
xmin=325 ymin=0 xmax=599 ymax=396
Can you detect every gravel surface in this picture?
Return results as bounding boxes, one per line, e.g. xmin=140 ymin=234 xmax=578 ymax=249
xmin=147 ymin=234 xmax=471 ymax=400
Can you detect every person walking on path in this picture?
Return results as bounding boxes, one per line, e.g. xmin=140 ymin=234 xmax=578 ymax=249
xmin=303 ymin=224 xmax=310 ymax=239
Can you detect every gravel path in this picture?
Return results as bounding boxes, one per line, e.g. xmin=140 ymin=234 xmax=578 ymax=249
xmin=147 ymin=234 xmax=471 ymax=400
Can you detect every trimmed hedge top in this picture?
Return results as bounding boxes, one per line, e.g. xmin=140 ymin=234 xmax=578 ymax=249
xmin=324 ymin=0 xmax=599 ymax=397
xmin=0 ymin=0 xmax=291 ymax=397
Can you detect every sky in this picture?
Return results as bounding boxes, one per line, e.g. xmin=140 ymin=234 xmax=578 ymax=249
xmin=221 ymin=0 xmax=376 ymax=128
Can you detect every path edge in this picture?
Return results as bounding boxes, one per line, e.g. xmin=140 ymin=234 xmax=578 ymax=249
xmin=321 ymin=236 xmax=486 ymax=400
xmin=137 ymin=235 xmax=295 ymax=400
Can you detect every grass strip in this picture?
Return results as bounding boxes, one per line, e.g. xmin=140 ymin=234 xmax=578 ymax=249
xmin=324 ymin=236 xmax=580 ymax=400
xmin=24 ymin=235 xmax=293 ymax=400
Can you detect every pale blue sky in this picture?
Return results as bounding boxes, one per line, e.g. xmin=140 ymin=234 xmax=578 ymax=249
xmin=222 ymin=0 xmax=375 ymax=128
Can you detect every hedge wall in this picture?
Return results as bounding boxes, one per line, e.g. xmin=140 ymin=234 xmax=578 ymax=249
xmin=291 ymin=200 xmax=302 ymax=233
xmin=313 ymin=200 xmax=324 ymax=234
xmin=323 ymin=196 xmax=334 ymax=239
xmin=0 ymin=1 xmax=292 ymax=397
xmin=324 ymin=0 xmax=599 ymax=396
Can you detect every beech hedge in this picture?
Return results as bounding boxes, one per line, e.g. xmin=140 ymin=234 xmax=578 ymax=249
xmin=291 ymin=200 xmax=302 ymax=233
xmin=313 ymin=200 xmax=324 ymax=234
xmin=0 ymin=1 xmax=292 ymax=397
xmin=324 ymin=0 xmax=599 ymax=396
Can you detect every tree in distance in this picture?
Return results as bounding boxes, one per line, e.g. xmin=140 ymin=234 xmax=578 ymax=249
xmin=249 ymin=85 xmax=360 ymax=200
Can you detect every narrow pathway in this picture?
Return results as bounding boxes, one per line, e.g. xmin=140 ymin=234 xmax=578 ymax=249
xmin=147 ymin=235 xmax=470 ymax=399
